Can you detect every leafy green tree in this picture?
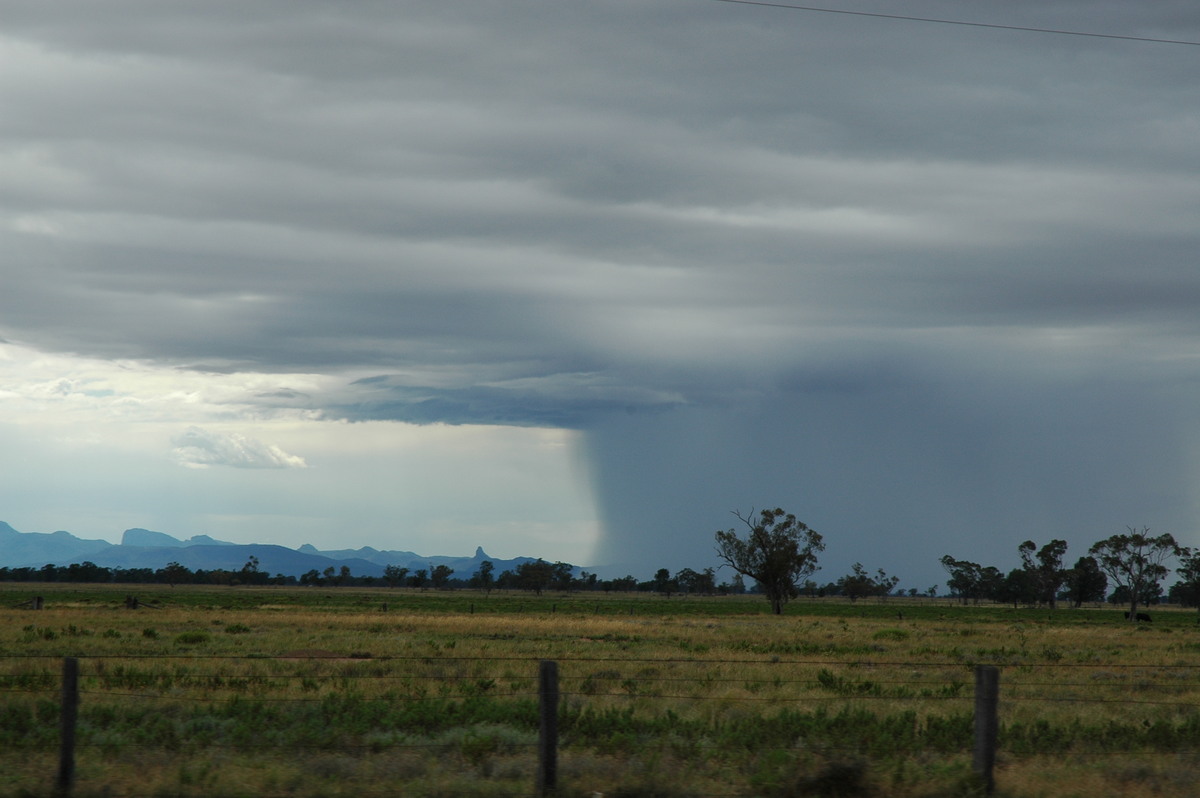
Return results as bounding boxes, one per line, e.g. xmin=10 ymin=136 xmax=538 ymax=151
xmin=1109 ymin=582 xmax=1162 ymax=608
xmin=939 ymin=556 xmax=983 ymax=605
xmin=159 ymin=561 xmax=190 ymax=587
xmin=1018 ymin=539 xmax=1068 ymax=608
xmin=410 ymin=568 xmax=428 ymax=589
xmin=471 ymin=560 xmax=495 ymax=593
xmin=65 ymin=561 xmax=111 ymax=583
xmin=204 ymin=568 xmax=234 ymax=586
xmin=979 ymin=566 xmax=1005 ymax=603
xmin=997 ymin=567 xmax=1036 ymax=608
xmin=602 ymin=575 xmax=638 ymax=592
xmin=551 ymin=562 xmax=574 ymax=592
xmin=239 ymin=556 xmax=268 ymax=586
xmin=653 ymin=567 xmax=677 ymax=597
xmin=1172 ymin=550 xmax=1200 ymax=611
xmin=1090 ymin=528 xmax=1183 ymax=622
xmin=714 ymin=508 xmax=823 ymax=615
xmin=675 ymin=567 xmax=716 ymax=595
xmin=430 ymin=564 xmax=454 ymax=588
xmin=383 ymin=564 xmax=409 ymax=589
xmin=514 ymin=559 xmax=555 ymax=595
xmin=836 ymin=563 xmax=899 ymax=602
xmin=836 ymin=564 xmax=869 ymax=601
xmin=1063 ymin=556 xmax=1107 ymax=608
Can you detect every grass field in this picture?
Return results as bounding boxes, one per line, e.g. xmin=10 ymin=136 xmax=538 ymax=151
xmin=2 ymin=584 xmax=1199 ymax=797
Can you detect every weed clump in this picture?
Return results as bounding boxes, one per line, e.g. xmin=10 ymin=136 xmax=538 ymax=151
xmin=872 ymin=628 xmax=910 ymax=641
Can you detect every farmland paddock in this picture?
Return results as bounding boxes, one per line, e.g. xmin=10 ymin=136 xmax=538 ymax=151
xmin=2 ymin=586 xmax=1200 ymax=797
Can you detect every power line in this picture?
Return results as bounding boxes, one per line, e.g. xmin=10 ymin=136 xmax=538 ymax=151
xmin=711 ymin=0 xmax=1200 ymax=47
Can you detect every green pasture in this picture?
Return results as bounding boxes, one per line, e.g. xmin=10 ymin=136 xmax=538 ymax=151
xmin=2 ymin=584 xmax=1200 ymax=797
xmin=4 ymin=582 xmax=1195 ymax=623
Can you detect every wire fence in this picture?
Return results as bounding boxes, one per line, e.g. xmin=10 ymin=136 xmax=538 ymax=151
xmin=3 ymin=651 xmax=1200 ymax=796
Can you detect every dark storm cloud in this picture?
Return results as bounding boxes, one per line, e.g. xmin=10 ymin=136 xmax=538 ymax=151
xmin=586 ymin=372 xmax=1200 ymax=581
xmin=330 ymin=373 xmax=685 ymax=428
xmin=3 ymin=1 xmax=1200 ymax=583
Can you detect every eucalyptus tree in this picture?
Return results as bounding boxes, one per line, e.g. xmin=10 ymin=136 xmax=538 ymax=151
xmin=939 ymin=556 xmax=984 ymax=605
xmin=1172 ymin=550 xmax=1200 ymax=612
xmin=837 ymin=563 xmax=900 ymax=602
xmin=471 ymin=560 xmax=495 ymax=593
xmin=430 ymin=564 xmax=455 ymax=588
xmin=1089 ymin=528 xmax=1183 ymax=622
xmin=714 ymin=507 xmax=823 ymax=615
xmin=1063 ymin=556 xmax=1107 ymax=608
xmin=383 ymin=564 xmax=409 ymax=589
xmin=1018 ymin=539 xmax=1068 ymax=609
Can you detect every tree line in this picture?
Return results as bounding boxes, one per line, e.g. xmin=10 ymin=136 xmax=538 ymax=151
xmin=713 ymin=508 xmax=1200 ymax=619
xmin=0 ymin=553 xmax=893 ymax=603
xmin=940 ymin=527 xmax=1200 ymax=621
xmin=0 ymin=556 xmax=291 ymax=587
xmin=7 ymin=514 xmax=1198 ymax=623
xmin=0 ymin=556 xmax=724 ymax=596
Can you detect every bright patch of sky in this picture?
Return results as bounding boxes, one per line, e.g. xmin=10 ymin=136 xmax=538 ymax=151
xmin=0 ymin=343 xmax=596 ymax=561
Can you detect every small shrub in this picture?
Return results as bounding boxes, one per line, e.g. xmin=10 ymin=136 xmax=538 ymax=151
xmin=224 ymin=624 xmax=251 ymax=635
xmin=174 ymin=631 xmax=210 ymax=646
xmin=872 ymin=628 xmax=909 ymax=641
xmin=1041 ymin=646 xmax=1064 ymax=662
xmin=20 ymin=626 xmax=57 ymax=642
xmin=142 ymin=628 xmax=159 ymax=639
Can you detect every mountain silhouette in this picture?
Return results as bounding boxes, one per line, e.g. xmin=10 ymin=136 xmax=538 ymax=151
xmin=0 ymin=521 xmax=541 ymax=578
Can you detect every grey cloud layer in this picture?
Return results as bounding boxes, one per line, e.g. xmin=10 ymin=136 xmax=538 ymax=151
xmin=4 ymin=1 xmax=1200 ymax=578
xmin=6 ymin=1 xmax=1198 ymax=384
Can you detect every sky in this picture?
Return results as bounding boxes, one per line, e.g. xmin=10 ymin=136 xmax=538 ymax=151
xmin=2 ymin=1 xmax=1200 ymax=588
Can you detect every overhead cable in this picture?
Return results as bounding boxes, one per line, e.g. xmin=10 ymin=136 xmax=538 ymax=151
xmin=711 ymin=0 xmax=1200 ymax=47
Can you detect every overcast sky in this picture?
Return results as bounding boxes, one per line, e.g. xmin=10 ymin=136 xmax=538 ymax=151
xmin=3 ymin=1 xmax=1199 ymax=587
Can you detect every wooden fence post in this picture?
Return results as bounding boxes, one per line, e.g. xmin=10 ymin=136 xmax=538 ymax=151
xmin=973 ymin=665 xmax=999 ymax=794
xmin=538 ymin=660 xmax=559 ymax=796
xmin=57 ymin=657 xmax=79 ymax=796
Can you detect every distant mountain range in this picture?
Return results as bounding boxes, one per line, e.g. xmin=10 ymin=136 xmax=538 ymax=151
xmin=0 ymin=521 xmax=543 ymax=578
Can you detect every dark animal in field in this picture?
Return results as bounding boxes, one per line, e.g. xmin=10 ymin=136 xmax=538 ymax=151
xmin=1124 ymin=611 xmax=1152 ymax=622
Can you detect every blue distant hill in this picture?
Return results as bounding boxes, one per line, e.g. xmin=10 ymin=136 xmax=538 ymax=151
xmin=0 ymin=520 xmax=541 ymax=578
